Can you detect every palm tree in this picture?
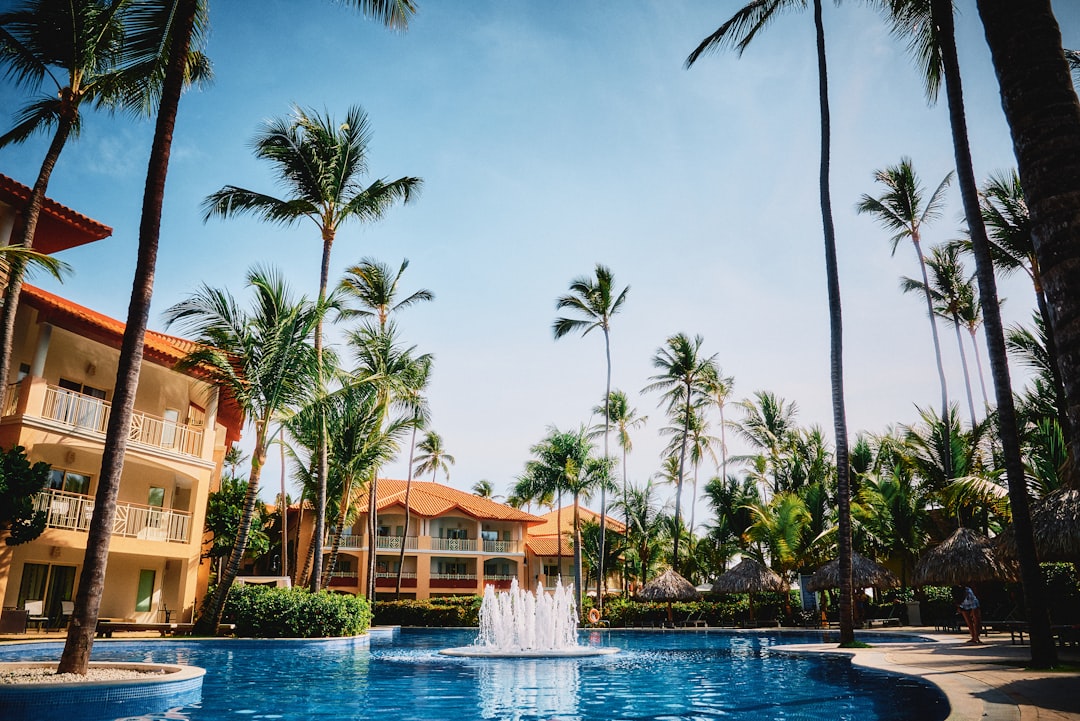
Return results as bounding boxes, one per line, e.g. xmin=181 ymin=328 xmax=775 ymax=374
xmin=0 ymin=0 xmax=208 ymax=390
xmin=472 ymin=479 xmax=494 ymax=498
xmin=732 ymin=390 xmax=798 ymax=497
xmin=164 ymin=267 xmax=322 ymax=635
xmin=975 ymin=170 xmax=1067 ymax=439
xmin=394 ymin=355 xmax=430 ymax=598
xmin=887 ymin=0 xmax=1059 ymax=667
xmin=55 ymin=0 xmax=417 ymax=674
xmin=658 ymin=401 xmax=716 ymax=536
xmin=339 ymin=257 xmax=434 ymax=329
xmin=701 ymin=366 xmax=735 ymax=483
xmin=203 ymin=104 xmax=422 ymax=591
xmin=553 ymin=263 xmax=629 ymax=608
xmin=901 ymin=244 xmax=978 ymax=426
xmin=642 ymin=333 xmax=715 ymax=571
xmin=857 ymin=158 xmax=954 ymax=470
xmin=413 ymin=430 xmax=455 ymax=484
xmin=590 ymin=389 xmax=645 ymax=594
xmin=687 ymin=0 xmax=857 ymax=646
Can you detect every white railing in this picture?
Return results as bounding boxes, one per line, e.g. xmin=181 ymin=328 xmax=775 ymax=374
xmin=375 ymin=535 xmax=418 ymax=550
xmin=430 ymin=538 xmax=478 ymax=552
xmin=40 ymin=386 xmax=203 ymax=459
xmin=325 ymin=534 xmax=365 ymax=549
xmin=483 ymin=574 xmax=516 ymax=581
xmin=328 ymin=571 xmax=359 ymax=580
xmin=33 ymin=488 xmax=190 ymax=543
xmin=375 ymin=572 xmax=417 ymax=579
xmin=482 ymin=540 xmax=520 ymax=554
xmin=430 ymin=573 xmax=477 ymax=581
xmin=2 ymin=381 xmax=21 ymax=416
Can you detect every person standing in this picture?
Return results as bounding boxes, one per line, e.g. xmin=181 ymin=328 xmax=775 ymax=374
xmin=954 ymin=586 xmax=982 ymax=643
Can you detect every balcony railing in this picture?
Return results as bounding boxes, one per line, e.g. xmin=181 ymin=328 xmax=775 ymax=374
xmin=39 ymin=385 xmax=204 ymax=460
xmin=375 ymin=535 xmax=418 ymax=550
xmin=481 ymin=540 xmax=520 ymax=554
xmin=430 ymin=538 xmax=478 ymax=552
xmin=329 ymin=534 xmax=365 ymax=549
xmin=3 ymin=381 xmax=20 ymax=416
xmin=33 ymin=488 xmax=191 ymax=543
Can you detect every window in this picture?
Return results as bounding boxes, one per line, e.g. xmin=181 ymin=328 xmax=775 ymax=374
xmin=147 ymin=487 xmax=165 ymax=507
xmin=17 ymin=363 xmax=29 ymax=381
xmin=136 ymin=570 xmax=156 ymax=612
xmin=445 ymin=528 xmax=467 ymax=539
xmin=338 ymin=559 xmax=353 ymax=573
xmin=49 ymin=469 xmax=90 ymax=495
xmin=480 ymin=530 xmax=498 ymax=542
xmin=161 ymin=408 xmax=180 ymax=448
xmin=438 ymin=562 xmax=466 ymax=575
xmin=378 ymin=525 xmax=391 ymax=537
xmin=58 ymin=378 xmax=107 ymax=430
xmin=543 ymin=564 xmax=561 ymax=578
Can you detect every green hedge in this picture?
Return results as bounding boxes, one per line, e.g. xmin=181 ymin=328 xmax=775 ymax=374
xmin=373 ymin=596 xmax=482 ymax=626
xmin=219 ymin=585 xmax=371 ymax=637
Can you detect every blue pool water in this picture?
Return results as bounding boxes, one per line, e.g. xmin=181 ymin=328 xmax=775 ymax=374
xmin=0 ymin=629 xmax=949 ymax=721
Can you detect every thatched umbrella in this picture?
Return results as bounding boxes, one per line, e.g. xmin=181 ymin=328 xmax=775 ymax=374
xmin=804 ymin=552 xmax=899 ymax=592
xmin=912 ymin=527 xmax=1019 ymax=587
xmin=637 ymin=568 xmax=701 ymax=624
xmin=994 ymin=488 xmax=1080 ymax=562
xmin=711 ymin=558 xmax=787 ymax=622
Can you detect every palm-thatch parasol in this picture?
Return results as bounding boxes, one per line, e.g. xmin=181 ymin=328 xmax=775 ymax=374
xmin=994 ymin=488 xmax=1080 ymax=562
xmin=912 ymin=527 xmax=1019 ymax=587
xmin=637 ymin=568 xmax=701 ymax=624
xmin=804 ymin=552 xmax=900 ymax=593
xmin=711 ymin=558 xmax=787 ymax=622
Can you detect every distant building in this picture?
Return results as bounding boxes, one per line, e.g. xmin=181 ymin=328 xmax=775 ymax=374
xmin=525 ymin=507 xmax=626 ymax=594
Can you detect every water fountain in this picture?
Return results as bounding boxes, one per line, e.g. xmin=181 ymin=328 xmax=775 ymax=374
xmin=439 ymin=578 xmax=619 ymax=657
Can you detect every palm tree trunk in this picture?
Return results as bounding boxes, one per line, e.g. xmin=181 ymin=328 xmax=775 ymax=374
xmin=952 ymin=313 xmax=978 ymax=426
xmin=556 ymin=493 xmax=564 ymax=583
xmin=598 ymin=329 xmax=611 ymax=610
xmin=1032 ymin=269 xmax=1071 ymax=442
xmin=966 ymin=327 xmax=991 ymax=412
xmin=310 ymin=232 xmax=334 ymax=592
xmin=396 ymin=424 xmax=419 ymax=598
xmin=812 ymin=0 xmax=854 ymax=647
xmin=298 ymin=525 xmax=316 ymax=589
xmin=572 ymin=493 xmax=583 ymax=613
xmin=56 ymin=0 xmax=197 ymax=674
xmin=322 ymin=474 xmax=352 ymax=589
xmin=366 ymin=468 xmax=379 ymax=601
xmin=940 ymin=0 xmax=1057 ymax=668
xmin=672 ymin=384 xmax=690 ymax=570
xmin=914 ymin=236 xmax=952 ymax=477
xmin=280 ymin=431 xmax=289 ymax=580
xmin=0 ymin=113 xmax=74 ymax=387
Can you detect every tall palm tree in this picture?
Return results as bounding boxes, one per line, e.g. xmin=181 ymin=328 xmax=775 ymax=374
xmin=642 ymin=333 xmax=715 ymax=571
xmin=687 ymin=0 xmax=857 ymax=646
xmin=553 ymin=263 xmax=629 ymax=609
xmin=975 ymin=170 xmax=1067 ymax=440
xmin=0 ymin=0 xmax=208 ymax=390
xmin=901 ymin=244 xmax=978 ymax=426
xmin=339 ymin=257 xmax=434 ymax=329
xmin=955 ymin=279 xmax=990 ymax=412
xmin=857 ymin=158 xmax=954 ymax=471
xmin=611 ymin=480 xmax=666 ymax=588
xmin=887 ymin=0 xmax=1059 ymax=668
xmin=658 ymin=400 xmax=716 ymax=536
xmin=413 ymin=430 xmax=455 ymax=484
xmin=701 ymin=366 xmax=735 ymax=483
xmin=55 ymin=0 xmax=417 ymax=674
xmin=394 ymin=355 xmax=430 ymax=598
xmin=732 ymin=390 xmax=798 ymax=497
xmin=164 ymin=267 xmax=322 ymax=635
xmin=203 ymin=104 xmax=422 ymax=591
xmin=472 ymin=479 xmax=494 ymax=498
xmin=590 ymin=389 xmax=645 ymax=593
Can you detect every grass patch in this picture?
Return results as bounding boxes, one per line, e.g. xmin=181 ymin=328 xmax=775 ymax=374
xmin=839 ymin=641 xmax=873 ymax=649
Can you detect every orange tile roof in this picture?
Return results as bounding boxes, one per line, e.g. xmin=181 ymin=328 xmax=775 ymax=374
xmin=528 ymin=506 xmax=626 ymax=537
xmin=0 ymin=174 xmax=112 ymax=253
xmin=525 ymin=537 xmax=574 ymax=557
xmin=19 ymin=284 xmax=243 ymax=443
xmin=360 ymin=479 xmax=548 ymax=525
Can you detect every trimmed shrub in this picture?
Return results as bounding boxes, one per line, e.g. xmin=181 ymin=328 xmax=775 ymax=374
xmin=373 ymin=596 xmax=482 ymax=626
xmin=219 ymin=585 xmax=371 ymax=638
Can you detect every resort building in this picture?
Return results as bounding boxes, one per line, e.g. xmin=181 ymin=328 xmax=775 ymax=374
xmin=298 ymin=479 xmax=548 ymax=599
xmin=525 ymin=507 xmax=625 ymax=594
xmin=0 ymin=175 xmax=241 ymax=626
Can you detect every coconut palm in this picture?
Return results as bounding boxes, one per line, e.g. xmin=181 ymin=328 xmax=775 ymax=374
xmin=701 ymin=366 xmax=735 ymax=482
xmin=203 ymin=104 xmax=422 ymax=591
xmin=0 ymin=0 xmax=209 ymax=390
xmin=731 ymin=390 xmax=798 ymax=497
xmin=553 ymin=263 xmax=629 ymax=608
xmin=686 ymin=0 xmax=857 ymax=646
xmin=658 ymin=401 xmax=716 ymax=536
xmin=413 ymin=430 xmax=454 ymax=484
xmin=55 ymin=0 xmax=417 ymax=674
xmin=901 ymin=244 xmax=979 ymax=426
xmin=164 ymin=267 xmax=322 ymax=635
xmin=394 ymin=355 xmax=430 ymax=598
xmin=339 ymin=257 xmax=434 ymax=329
xmin=857 ymin=158 xmax=954 ymax=467
xmin=642 ymin=333 xmax=716 ymax=570
xmin=887 ymin=0 xmax=1059 ymax=667
xmin=611 ymin=480 xmax=667 ymax=587
xmin=589 ymin=390 xmax=646 ymax=555
xmin=472 ymin=479 xmax=494 ymax=498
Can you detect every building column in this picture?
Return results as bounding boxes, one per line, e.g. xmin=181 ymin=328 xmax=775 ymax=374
xmin=28 ymin=322 xmax=51 ymax=378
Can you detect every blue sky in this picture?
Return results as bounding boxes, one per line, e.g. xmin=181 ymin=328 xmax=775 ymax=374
xmin=3 ymin=2 xmax=1078 ymax=520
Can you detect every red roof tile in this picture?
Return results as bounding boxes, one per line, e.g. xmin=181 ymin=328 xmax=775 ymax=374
xmin=528 ymin=507 xmax=626 ymax=537
xmin=525 ymin=537 xmax=574 ymax=557
xmin=359 ymin=479 xmax=547 ymax=525
xmin=0 ymin=174 xmax=111 ymax=253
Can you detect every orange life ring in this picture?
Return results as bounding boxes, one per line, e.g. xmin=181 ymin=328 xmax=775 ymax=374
xmin=587 ymin=608 xmax=601 ymax=625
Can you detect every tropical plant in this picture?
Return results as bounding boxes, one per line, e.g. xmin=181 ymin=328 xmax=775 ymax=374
xmin=471 ymin=479 xmax=494 ymax=498
xmin=413 ymin=430 xmax=454 ymax=484
xmin=165 ymin=267 xmax=322 ymax=635
xmin=731 ymin=390 xmax=798 ymax=496
xmin=889 ymin=0 xmax=1058 ymax=665
xmin=56 ymin=0 xmax=418 ymax=675
xmin=857 ymin=157 xmax=954 ymax=465
xmin=338 ymin=257 xmax=434 ymax=329
xmin=610 ymin=479 xmax=668 ymax=588
xmin=553 ymin=263 xmax=628 ymax=608
xmin=0 ymin=445 xmax=51 ymax=545
xmin=204 ymin=474 xmax=272 ymax=578
xmin=203 ymin=104 xmax=422 ymax=591
xmin=701 ymin=366 xmax=735 ymax=481
xmin=642 ymin=333 xmax=715 ymax=571
xmin=686 ymin=0 xmax=857 ymax=646
xmin=0 ymin=0 xmax=209 ymax=389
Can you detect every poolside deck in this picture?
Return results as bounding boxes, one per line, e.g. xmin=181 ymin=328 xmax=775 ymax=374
xmin=2 ymin=627 xmax=1077 ymax=720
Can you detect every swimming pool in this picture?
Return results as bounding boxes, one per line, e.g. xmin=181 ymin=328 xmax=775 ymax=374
xmin=0 ymin=629 xmax=949 ymax=721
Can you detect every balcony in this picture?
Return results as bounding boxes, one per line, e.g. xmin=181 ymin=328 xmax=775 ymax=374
xmin=482 ymin=539 xmax=521 ymax=554
xmin=483 ymin=574 xmax=516 ymax=590
xmin=33 ymin=488 xmax=191 ymax=543
xmin=430 ymin=573 xmax=478 ymax=589
xmin=430 ymin=538 xmax=478 ymax=552
xmin=376 ymin=535 xmax=418 ymax=550
xmin=4 ymin=382 xmax=205 ymax=461
xmin=326 ymin=571 xmax=359 ymax=587
xmin=374 ymin=572 xmax=417 ymax=588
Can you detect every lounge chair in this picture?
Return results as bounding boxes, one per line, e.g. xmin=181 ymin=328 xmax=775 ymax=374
xmin=24 ymin=600 xmax=48 ymax=632
xmin=867 ymin=603 xmax=902 ymax=627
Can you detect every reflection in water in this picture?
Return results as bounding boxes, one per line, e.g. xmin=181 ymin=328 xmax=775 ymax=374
xmin=477 ymin=659 xmax=579 ymax=720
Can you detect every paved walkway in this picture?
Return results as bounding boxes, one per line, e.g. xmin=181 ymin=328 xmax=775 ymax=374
xmin=777 ymin=630 xmax=1080 ymax=721
xmin=3 ymin=627 xmax=1078 ymax=719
